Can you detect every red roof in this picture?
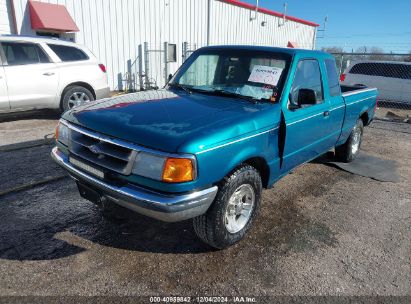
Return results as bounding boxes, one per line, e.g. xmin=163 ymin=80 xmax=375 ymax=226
xmin=287 ymin=41 xmax=299 ymax=48
xmin=220 ymin=0 xmax=319 ymax=27
xmin=29 ymin=0 xmax=79 ymax=32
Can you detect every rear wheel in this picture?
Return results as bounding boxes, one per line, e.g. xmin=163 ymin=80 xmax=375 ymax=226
xmin=193 ymin=164 xmax=262 ymax=249
xmin=61 ymin=86 xmax=94 ymax=112
xmin=335 ymin=119 xmax=364 ymax=163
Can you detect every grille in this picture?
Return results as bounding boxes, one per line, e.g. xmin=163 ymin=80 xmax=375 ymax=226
xmin=68 ymin=127 xmax=137 ymax=175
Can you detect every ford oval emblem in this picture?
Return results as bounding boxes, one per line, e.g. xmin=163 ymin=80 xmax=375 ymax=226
xmin=89 ymin=144 xmax=101 ymax=154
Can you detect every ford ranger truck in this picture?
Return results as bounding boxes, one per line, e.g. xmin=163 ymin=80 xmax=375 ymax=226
xmin=51 ymin=46 xmax=378 ymax=249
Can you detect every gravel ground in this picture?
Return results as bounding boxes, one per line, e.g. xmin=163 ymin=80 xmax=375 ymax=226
xmin=0 ymin=112 xmax=410 ymax=298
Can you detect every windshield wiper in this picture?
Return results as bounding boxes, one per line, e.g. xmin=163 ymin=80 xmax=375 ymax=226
xmin=168 ymin=83 xmax=192 ymax=94
xmin=195 ymin=89 xmax=259 ymax=104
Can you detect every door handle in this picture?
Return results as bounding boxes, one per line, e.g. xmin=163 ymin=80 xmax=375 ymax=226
xmin=43 ymin=72 xmax=55 ymax=76
xmin=323 ymin=111 xmax=330 ymax=117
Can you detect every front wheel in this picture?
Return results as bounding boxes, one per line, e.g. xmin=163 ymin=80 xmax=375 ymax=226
xmin=335 ymin=119 xmax=364 ymax=163
xmin=193 ymin=164 xmax=262 ymax=249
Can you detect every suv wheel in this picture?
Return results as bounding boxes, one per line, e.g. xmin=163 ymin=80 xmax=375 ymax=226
xmin=193 ymin=164 xmax=262 ymax=249
xmin=335 ymin=119 xmax=364 ymax=163
xmin=61 ymin=86 xmax=94 ymax=112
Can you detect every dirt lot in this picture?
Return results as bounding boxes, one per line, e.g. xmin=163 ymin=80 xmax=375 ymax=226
xmin=0 ymin=111 xmax=410 ymax=298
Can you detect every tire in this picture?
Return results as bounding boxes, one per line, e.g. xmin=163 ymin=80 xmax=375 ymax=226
xmin=335 ymin=119 xmax=364 ymax=163
xmin=60 ymin=85 xmax=94 ymax=113
xmin=193 ymin=164 xmax=262 ymax=249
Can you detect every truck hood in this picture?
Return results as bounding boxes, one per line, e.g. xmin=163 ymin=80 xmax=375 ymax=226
xmin=63 ymin=89 xmax=280 ymax=153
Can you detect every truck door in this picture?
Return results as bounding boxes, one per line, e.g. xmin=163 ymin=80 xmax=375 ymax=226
xmin=1 ymin=41 xmax=59 ymax=111
xmin=324 ymin=58 xmax=345 ymax=145
xmin=280 ymin=58 xmax=334 ymax=175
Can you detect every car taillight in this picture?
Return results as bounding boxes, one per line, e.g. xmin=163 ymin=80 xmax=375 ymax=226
xmin=340 ymin=73 xmax=346 ymax=82
xmin=375 ymin=97 xmax=379 ymax=112
xmin=99 ymin=64 xmax=107 ymax=73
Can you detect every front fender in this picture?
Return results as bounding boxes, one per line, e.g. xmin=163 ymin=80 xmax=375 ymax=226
xmin=194 ymin=127 xmax=280 ymax=187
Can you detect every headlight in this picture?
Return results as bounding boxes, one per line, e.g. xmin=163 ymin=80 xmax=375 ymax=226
xmin=55 ymin=121 xmax=69 ymax=146
xmin=132 ymin=152 xmax=195 ymax=183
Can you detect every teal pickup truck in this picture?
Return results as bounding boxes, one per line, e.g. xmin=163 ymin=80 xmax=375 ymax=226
xmin=52 ymin=46 xmax=378 ymax=249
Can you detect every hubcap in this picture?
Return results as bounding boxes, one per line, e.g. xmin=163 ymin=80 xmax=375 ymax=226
xmin=351 ymin=125 xmax=362 ymax=155
xmin=68 ymin=92 xmax=91 ymax=109
xmin=224 ymin=184 xmax=255 ymax=234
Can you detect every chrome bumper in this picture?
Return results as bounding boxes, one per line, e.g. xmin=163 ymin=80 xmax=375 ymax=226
xmin=95 ymin=86 xmax=110 ymax=100
xmin=51 ymin=147 xmax=218 ymax=222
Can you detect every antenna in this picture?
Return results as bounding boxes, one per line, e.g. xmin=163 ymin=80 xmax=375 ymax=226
xmin=250 ymin=0 xmax=259 ymax=21
xmin=317 ymin=16 xmax=328 ymax=38
xmin=279 ymin=3 xmax=288 ymax=26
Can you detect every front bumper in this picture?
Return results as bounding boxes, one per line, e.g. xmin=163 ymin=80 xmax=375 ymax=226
xmin=95 ymin=86 xmax=110 ymax=100
xmin=51 ymin=147 xmax=218 ymax=222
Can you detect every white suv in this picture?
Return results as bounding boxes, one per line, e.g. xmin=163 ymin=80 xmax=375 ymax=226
xmin=0 ymin=35 xmax=110 ymax=113
xmin=341 ymin=60 xmax=411 ymax=105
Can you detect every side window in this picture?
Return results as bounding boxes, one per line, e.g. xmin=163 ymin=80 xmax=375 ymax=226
xmin=36 ymin=45 xmax=50 ymax=63
xmin=1 ymin=42 xmax=50 ymax=65
xmin=350 ymin=63 xmax=371 ymax=75
xmin=290 ymin=59 xmax=324 ymax=108
xmin=351 ymin=62 xmax=411 ymax=79
xmin=325 ymin=59 xmax=341 ymax=97
xmin=48 ymin=44 xmax=89 ymax=62
xmin=406 ymin=65 xmax=411 ymax=80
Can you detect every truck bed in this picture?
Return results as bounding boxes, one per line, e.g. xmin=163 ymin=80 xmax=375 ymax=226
xmin=335 ymin=85 xmax=378 ymax=147
xmin=341 ymin=84 xmax=369 ymax=95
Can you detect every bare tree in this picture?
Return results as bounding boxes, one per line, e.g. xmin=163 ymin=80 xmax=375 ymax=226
xmin=355 ymin=46 xmax=368 ymax=54
xmin=321 ymin=46 xmax=343 ymax=53
xmin=369 ymin=47 xmax=389 ymax=60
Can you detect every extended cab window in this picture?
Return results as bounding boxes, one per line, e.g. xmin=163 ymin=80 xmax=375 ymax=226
xmin=289 ymin=59 xmax=324 ymax=109
xmin=325 ymin=59 xmax=341 ymax=97
xmin=48 ymin=44 xmax=89 ymax=62
xmin=1 ymin=42 xmax=50 ymax=65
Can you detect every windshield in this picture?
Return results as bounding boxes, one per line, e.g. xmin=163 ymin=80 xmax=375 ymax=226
xmin=169 ymin=49 xmax=291 ymax=102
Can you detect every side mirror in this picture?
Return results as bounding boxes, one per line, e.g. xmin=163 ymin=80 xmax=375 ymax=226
xmin=297 ymin=89 xmax=317 ymax=107
xmin=168 ymin=74 xmax=173 ymax=81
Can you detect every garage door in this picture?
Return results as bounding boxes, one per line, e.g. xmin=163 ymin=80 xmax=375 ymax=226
xmin=0 ymin=0 xmax=12 ymax=35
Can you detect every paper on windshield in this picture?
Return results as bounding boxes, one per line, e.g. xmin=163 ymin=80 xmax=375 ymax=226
xmin=248 ymin=65 xmax=284 ymax=86
xmin=238 ymin=85 xmax=273 ymax=100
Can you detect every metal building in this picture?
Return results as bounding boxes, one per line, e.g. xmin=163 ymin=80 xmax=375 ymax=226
xmin=1 ymin=0 xmax=319 ymax=90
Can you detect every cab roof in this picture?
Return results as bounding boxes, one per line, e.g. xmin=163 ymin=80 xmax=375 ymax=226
xmin=199 ymin=45 xmax=332 ymax=59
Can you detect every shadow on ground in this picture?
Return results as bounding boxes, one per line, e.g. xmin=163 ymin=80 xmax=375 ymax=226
xmin=0 ymin=168 xmax=339 ymax=261
xmin=0 ymin=144 xmax=340 ymax=261
xmin=0 ymin=110 xmax=60 ymax=123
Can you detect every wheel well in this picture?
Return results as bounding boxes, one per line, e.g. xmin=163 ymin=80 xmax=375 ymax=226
xmin=360 ymin=112 xmax=369 ymax=126
xmin=244 ymin=157 xmax=270 ymax=189
xmin=61 ymin=82 xmax=96 ymax=102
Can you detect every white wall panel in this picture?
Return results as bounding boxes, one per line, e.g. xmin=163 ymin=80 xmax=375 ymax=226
xmin=11 ymin=0 xmax=316 ymax=90
xmin=0 ymin=0 xmax=13 ymax=34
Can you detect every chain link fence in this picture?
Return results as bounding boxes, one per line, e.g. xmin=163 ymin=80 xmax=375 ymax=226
xmin=331 ymin=52 xmax=411 ymax=122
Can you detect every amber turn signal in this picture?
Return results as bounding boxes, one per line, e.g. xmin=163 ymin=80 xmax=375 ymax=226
xmin=162 ymin=158 xmax=194 ymax=183
xmin=55 ymin=122 xmax=59 ymax=140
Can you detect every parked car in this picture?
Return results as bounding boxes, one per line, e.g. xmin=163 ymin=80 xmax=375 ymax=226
xmin=52 ymin=46 xmax=378 ymax=249
xmin=0 ymin=35 xmax=110 ymax=114
xmin=340 ymin=60 xmax=411 ymax=105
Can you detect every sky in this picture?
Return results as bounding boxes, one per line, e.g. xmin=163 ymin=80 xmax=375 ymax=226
xmin=242 ymin=0 xmax=411 ymax=53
